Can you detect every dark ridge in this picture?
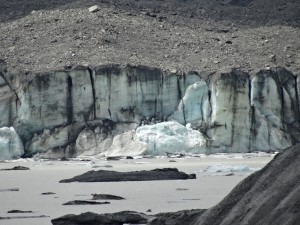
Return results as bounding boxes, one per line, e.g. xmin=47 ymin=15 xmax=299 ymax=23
xmin=66 ymin=75 xmax=73 ymax=124
xmin=87 ymin=67 xmax=96 ymax=120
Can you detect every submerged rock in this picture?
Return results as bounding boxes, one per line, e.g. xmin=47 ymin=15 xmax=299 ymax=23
xmin=41 ymin=192 xmax=56 ymax=195
xmin=7 ymin=210 xmax=33 ymax=213
xmin=0 ymin=166 xmax=29 ymax=171
xmin=91 ymin=194 xmax=124 ymax=200
xmin=0 ymin=188 xmax=19 ymax=192
xmin=59 ymin=168 xmax=196 ymax=183
xmin=0 ymin=215 xmax=49 ymax=219
xmin=62 ymin=200 xmax=110 ymax=205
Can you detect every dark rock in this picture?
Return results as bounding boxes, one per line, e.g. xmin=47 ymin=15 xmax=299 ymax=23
xmin=224 ymin=172 xmax=235 ymax=176
xmin=91 ymin=194 xmax=124 ymax=200
xmin=126 ymin=156 xmax=134 ymax=159
xmin=176 ymin=188 xmax=189 ymax=191
xmin=7 ymin=210 xmax=33 ymax=213
xmin=41 ymin=192 xmax=56 ymax=195
xmin=165 ymin=152 xmax=185 ymax=158
xmin=0 ymin=188 xmax=19 ymax=192
xmin=62 ymin=200 xmax=110 ymax=205
xmin=1 ymin=166 xmax=30 ymax=171
xmin=51 ymin=211 xmax=149 ymax=225
xmin=59 ymin=168 xmax=196 ymax=183
xmin=106 ymin=156 xmax=121 ymax=161
xmin=0 ymin=215 xmax=49 ymax=219
xmin=60 ymin=157 xmax=69 ymax=161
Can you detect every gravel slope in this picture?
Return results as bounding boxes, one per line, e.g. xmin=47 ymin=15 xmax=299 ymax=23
xmin=0 ymin=0 xmax=299 ymax=77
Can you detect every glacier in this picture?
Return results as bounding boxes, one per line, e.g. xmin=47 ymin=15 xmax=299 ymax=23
xmin=0 ymin=64 xmax=299 ymax=159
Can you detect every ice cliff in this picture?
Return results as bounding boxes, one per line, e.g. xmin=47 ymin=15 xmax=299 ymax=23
xmin=0 ymin=64 xmax=299 ymax=159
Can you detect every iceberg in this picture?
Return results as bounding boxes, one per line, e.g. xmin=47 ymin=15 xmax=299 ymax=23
xmin=0 ymin=127 xmax=24 ymax=160
xmin=136 ymin=121 xmax=207 ymax=155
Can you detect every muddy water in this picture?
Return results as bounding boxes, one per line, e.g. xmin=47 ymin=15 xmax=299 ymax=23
xmin=0 ymin=155 xmax=273 ymax=225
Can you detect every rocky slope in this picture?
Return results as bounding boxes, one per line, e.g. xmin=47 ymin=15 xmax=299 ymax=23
xmin=193 ymin=143 xmax=300 ymax=225
xmin=0 ymin=64 xmax=300 ymax=159
xmin=0 ymin=0 xmax=299 ymax=75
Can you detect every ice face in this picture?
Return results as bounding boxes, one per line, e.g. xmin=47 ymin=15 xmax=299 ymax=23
xmin=0 ymin=127 xmax=24 ymax=160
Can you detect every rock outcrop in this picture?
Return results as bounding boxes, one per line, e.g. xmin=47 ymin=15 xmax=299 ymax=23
xmin=0 ymin=64 xmax=299 ymax=159
xmin=194 ymin=143 xmax=300 ymax=225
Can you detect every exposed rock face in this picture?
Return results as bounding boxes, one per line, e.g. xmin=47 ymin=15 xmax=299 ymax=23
xmin=193 ymin=143 xmax=300 ymax=225
xmin=0 ymin=64 xmax=299 ymax=159
xmin=51 ymin=211 xmax=149 ymax=225
xmin=149 ymin=209 xmax=206 ymax=225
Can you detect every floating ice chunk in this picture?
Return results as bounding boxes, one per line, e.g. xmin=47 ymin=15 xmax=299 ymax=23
xmin=208 ymin=153 xmax=245 ymax=159
xmin=204 ymin=164 xmax=260 ymax=173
